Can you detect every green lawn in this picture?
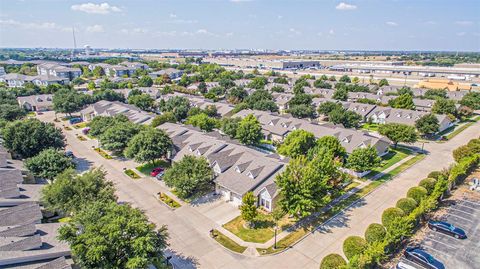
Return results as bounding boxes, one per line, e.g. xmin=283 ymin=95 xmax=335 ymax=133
xmin=73 ymin=122 xmax=88 ymax=129
xmin=211 ymin=229 xmax=247 ymax=254
xmin=223 ymin=212 xmax=294 ymax=243
xmin=446 ymin=116 xmax=480 ymax=140
xmin=361 ymin=123 xmax=379 ymax=132
xmin=136 ymin=160 xmax=171 ymax=176
xmin=124 ymin=169 xmax=141 ymax=179
xmin=365 ymin=148 xmax=412 ymax=180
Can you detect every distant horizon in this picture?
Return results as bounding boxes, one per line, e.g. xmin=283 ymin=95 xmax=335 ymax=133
xmin=1 ymin=0 xmax=479 ymax=51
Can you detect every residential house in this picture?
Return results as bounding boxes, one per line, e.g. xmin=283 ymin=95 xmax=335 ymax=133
xmin=233 ymin=109 xmax=391 ymax=155
xmin=149 ymin=68 xmax=184 ymax=80
xmin=233 ymin=79 xmax=252 ymax=87
xmin=36 ymin=63 xmax=81 ymax=81
xmin=113 ymin=87 xmax=161 ymax=99
xmin=367 ymin=107 xmax=453 ymax=132
xmin=0 ymin=74 xmax=69 ymax=88
xmin=80 ymin=100 xmax=155 ymax=125
xmin=340 ymin=101 xmax=377 ymax=120
xmin=17 ymin=94 xmax=54 ymax=111
xmin=157 ymin=123 xmax=287 ymax=211
xmin=413 ymin=99 xmax=435 ymax=112
xmin=271 ymin=93 xmax=294 ymax=112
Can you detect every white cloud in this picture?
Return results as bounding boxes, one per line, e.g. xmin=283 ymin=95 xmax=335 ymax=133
xmin=386 ymin=21 xmax=398 ymax=26
xmin=329 ymin=29 xmax=335 ymax=35
xmin=455 ymin=20 xmax=473 ymax=26
xmin=277 ymin=15 xmax=283 ymax=20
xmin=120 ymin=27 xmax=149 ymax=34
xmin=289 ymin=28 xmax=301 ymax=35
xmin=336 ymin=2 xmax=357 ymax=10
xmin=456 ymin=32 xmax=466 ymax=36
xmin=169 ymin=13 xmax=177 ymax=18
xmin=71 ymin=2 xmax=122 ymax=14
xmin=0 ymin=19 xmax=69 ymax=31
xmin=86 ymin=24 xmax=104 ymax=33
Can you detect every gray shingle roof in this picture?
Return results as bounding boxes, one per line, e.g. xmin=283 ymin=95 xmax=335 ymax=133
xmin=0 ymin=203 xmax=42 ymax=226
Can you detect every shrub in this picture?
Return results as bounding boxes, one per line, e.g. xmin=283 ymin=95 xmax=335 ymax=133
xmin=407 ymin=186 xmax=428 ymax=203
xmin=364 ymin=223 xmax=386 ymax=243
xmin=453 ymin=145 xmax=474 ymax=162
xmin=320 ymin=253 xmax=347 ymax=269
xmin=419 ymin=178 xmax=437 ymax=194
xmin=343 ymin=236 xmax=367 ymax=260
xmin=396 ymin=198 xmax=418 ymax=214
xmin=427 ymin=171 xmax=443 ymax=179
xmin=382 ymin=207 xmax=405 ymax=228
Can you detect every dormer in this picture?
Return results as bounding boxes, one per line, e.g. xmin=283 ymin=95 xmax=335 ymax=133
xmin=247 ymin=171 xmax=255 ymax=179
xmin=342 ymin=137 xmax=350 ymax=143
xmin=36 ymin=97 xmax=43 ymax=102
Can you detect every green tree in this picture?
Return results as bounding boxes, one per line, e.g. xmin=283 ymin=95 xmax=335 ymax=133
xmin=41 ymin=168 xmax=116 ymax=214
xmin=186 ymin=113 xmax=218 ymax=132
xmin=388 ymin=93 xmax=415 ymax=109
xmin=406 ymin=186 xmax=428 ymax=203
xmin=328 ymin=75 xmax=337 ymax=81
xmin=236 ymin=114 xmax=263 ymax=145
xmin=424 ymin=89 xmax=447 ymax=100
xmin=339 ymin=75 xmax=351 ymax=83
xmin=58 ymin=201 xmax=168 ymax=269
xmin=347 ymin=146 xmax=381 ymax=172
xmin=88 ymin=114 xmax=129 ymax=137
xmin=460 ymin=91 xmax=480 ymax=110
xmin=99 ymin=121 xmax=140 ymax=154
xmin=308 ymin=136 xmax=347 ymax=161
xmin=343 ymin=236 xmax=367 ymax=260
xmin=227 ymin=86 xmax=248 ymax=104
xmin=125 ymin=128 xmax=172 ymax=164
xmin=163 ymin=156 xmax=213 ymax=198
xmin=151 ymin=112 xmax=177 ymax=127
xmin=317 ymin=101 xmax=343 ymax=116
xmin=364 ymin=223 xmax=386 ymax=243
xmin=240 ymin=192 xmax=258 ymax=228
xmin=92 ymin=66 xmax=105 ymax=77
xmin=328 ymin=107 xmax=362 ymax=128
xmin=378 ymin=78 xmax=389 ymax=87
xmin=419 ymin=178 xmax=437 ymax=194
xmin=277 ymin=129 xmax=316 ymax=158
xmin=352 ymin=77 xmax=360 ymax=84
xmin=128 ymin=93 xmax=155 ymax=111
xmin=2 ymin=118 xmax=65 ymax=158
xmin=25 ymin=148 xmax=74 ymax=181
xmin=381 ymin=207 xmax=405 ymax=228
xmin=158 ymin=96 xmax=191 ymax=121
xmin=247 ymin=76 xmax=268 ymax=89
xmin=53 ymin=88 xmax=86 ymax=115
xmin=138 ymin=75 xmax=154 ymax=87
xmin=378 ymin=123 xmax=418 ymax=148
xmin=221 ymin=117 xmax=241 ymax=138
xmin=288 ymin=104 xmax=316 ymax=119
xmin=396 ymin=197 xmax=418 ymax=214
xmin=415 ymin=114 xmax=439 ymax=135
xmin=0 ymin=104 xmax=26 ymax=121
xmin=320 ymin=254 xmax=347 ymax=269
xmin=432 ymin=98 xmax=457 ymax=116
xmin=276 ymin=150 xmax=337 ymax=218
xmin=333 ymin=88 xmax=348 ymax=101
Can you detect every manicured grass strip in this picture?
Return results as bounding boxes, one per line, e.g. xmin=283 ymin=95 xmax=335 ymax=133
xmin=158 ymin=192 xmax=181 ymax=209
xmin=376 ymin=153 xmax=426 ymax=182
xmin=136 ymin=160 xmax=171 ymax=176
xmin=361 ymin=123 xmax=379 ymax=132
xmin=124 ymin=169 xmax=141 ymax=179
xmin=365 ymin=148 xmax=412 ymax=180
xmin=94 ymin=147 xmax=112 ymax=159
xmin=73 ymin=122 xmax=87 ymax=129
xmin=446 ymin=116 xmax=480 ymax=140
xmin=211 ymin=229 xmax=247 ymax=254
xmin=223 ymin=215 xmax=274 ymax=243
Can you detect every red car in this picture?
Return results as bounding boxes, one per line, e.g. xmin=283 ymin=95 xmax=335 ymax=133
xmin=150 ymin=167 xmax=165 ymax=177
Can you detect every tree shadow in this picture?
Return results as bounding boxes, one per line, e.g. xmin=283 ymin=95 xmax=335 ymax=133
xmin=74 ymin=157 xmax=93 ymax=173
xmin=189 ymin=191 xmax=219 ymax=207
xmin=165 ymin=249 xmax=199 ymax=269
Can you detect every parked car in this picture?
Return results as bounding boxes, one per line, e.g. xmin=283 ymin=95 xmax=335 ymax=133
xmin=150 ymin=167 xmax=165 ymax=177
xmin=65 ymin=151 xmax=74 ymax=158
xmin=469 ymin=177 xmax=480 ymax=191
xmin=36 ymin=111 xmax=43 ymax=115
xmin=69 ymin=117 xmax=83 ymax=124
xmin=396 ymin=261 xmax=420 ymax=269
xmin=428 ymin=220 xmax=467 ymax=239
xmin=82 ymin=127 xmax=90 ymax=135
xmin=404 ymin=247 xmax=445 ymax=269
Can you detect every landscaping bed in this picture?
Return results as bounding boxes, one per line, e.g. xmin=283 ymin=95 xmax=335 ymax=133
xmin=210 ymin=229 xmax=247 ymax=254
xmin=94 ymin=148 xmax=112 ymax=159
xmin=73 ymin=122 xmax=88 ymax=129
xmin=158 ymin=192 xmax=181 ymax=209
xmin=64 ymin=126 xmax=72 ymax=131
xmin=124 ymin=169 xmax=141 ymax=179
xmin=76 ymin=135 xmax=87 ymax=141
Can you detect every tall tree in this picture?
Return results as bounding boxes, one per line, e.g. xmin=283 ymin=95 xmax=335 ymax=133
xmin=308 ymin=135 xmax=347 ymax=161
xmin=0 ymin=104 xmax=26 ymax=121
xmin=339 ymin=75 xmax=351 ymax=83
xmin=58 ymin=201 xmax=168 ymax=269
xmin=138 ymin=75 xmax=154 ymax=87
xmin=378 ymin=78 xmax=389 ymax=87
xmin=53 ymin=88 xmax=86 ymax=115
xmin=163 ymin=156 xmax=213 ymax=198
xmin=277 ymin=129 xmax=316 ymax=158
xmin=236 ymin=114 xmax=263 ymax=145
xmin=125 ymin=127 xmax=173 ymax=164
xmin=432 ymin=98 xmax=457 ymax=116
xmin=276 ymin=149 xmax=337 ymax=218
xmin=186 ymin=113 xmax=218 ymax=132
xmin=388 ymin=93 xmax=415 ymax=110
xmin=415 ymin=114 xmax=439 ymax=135
xmin=346 ymin=146 xmax=381 ymax=172
xmin=41 ymin=168 xmax=116 ymax=214
xmin=378 ymin=123 xmax=418 ymax=148
xmin=25 ymin=148 xmax=74 ymax=181
xmin=99 ymin=121 xmax=140 ymax=154
xmin=88 ymin=114 xmax=129 ymax=137
xmin=333 ymin=88 xmax=348 ymax=101
xmin=460 ymin=91 xmax=480 ymax=110
xmin=128 ymin=93 xmax=155 ymax=111
xmin=240 ymin=192 xmax=258 ymax=228
xmin=2 ymin=118 xmax=65 ymax=158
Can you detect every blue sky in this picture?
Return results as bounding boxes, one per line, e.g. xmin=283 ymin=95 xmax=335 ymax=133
xmin=0 ymin=0 xmax=479 ymax=51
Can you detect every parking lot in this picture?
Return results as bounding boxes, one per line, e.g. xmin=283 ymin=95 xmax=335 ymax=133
xmin=397 ymin=185 xmax=480 ymax=269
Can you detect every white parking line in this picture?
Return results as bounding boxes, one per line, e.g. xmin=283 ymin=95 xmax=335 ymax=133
xmin=449 ymin=207 xmax=475 ymax=216
xmin=446 ymin=212 xmax=473 ymax=223
xmin=459 ymin=201 xmax=480 ymax=211
xmin=424 ymin=236 xmax=458 ymax=249
xmin=419 ymin=244 xmax=453 ymax=257
xmin=460 ymin=199 xmax=480 ymax=207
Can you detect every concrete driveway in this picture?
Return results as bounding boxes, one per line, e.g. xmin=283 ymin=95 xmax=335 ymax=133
xmin=37 ymin=111 xmax=480 ymax=269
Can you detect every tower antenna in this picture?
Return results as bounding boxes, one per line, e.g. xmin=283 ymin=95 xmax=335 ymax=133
xmin=71 ymin=27 xmax=77 ymax=60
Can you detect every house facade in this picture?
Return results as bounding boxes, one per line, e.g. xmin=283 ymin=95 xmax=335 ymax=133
xmin=17 ymin=94 xmax=54 ymax=111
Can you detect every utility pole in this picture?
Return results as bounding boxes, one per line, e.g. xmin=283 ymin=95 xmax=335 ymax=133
xmin=71 ymin=27 xmax=77 ymax=60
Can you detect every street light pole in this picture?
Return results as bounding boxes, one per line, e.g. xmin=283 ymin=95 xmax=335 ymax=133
xmin=274 ymin=225 xmax=278 ymax=249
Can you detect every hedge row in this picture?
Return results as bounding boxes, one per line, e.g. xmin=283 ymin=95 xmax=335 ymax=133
xmin=320 ymin=138 xmax=480 ymax=269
